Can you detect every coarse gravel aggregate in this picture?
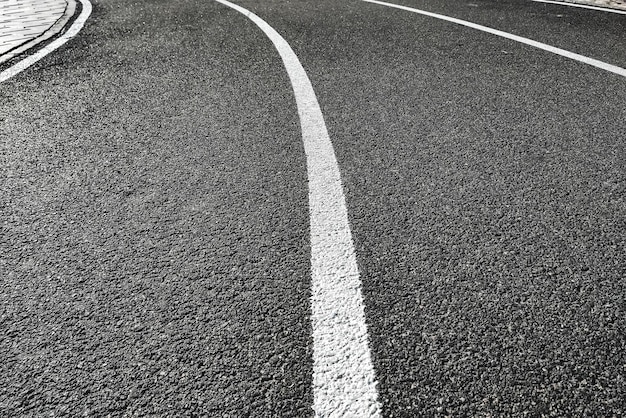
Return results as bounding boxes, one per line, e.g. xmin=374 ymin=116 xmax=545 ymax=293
xmin=240 ymin=0 xmax=625 ymax=415
xmin=2 ymin=1 xmax=313 ymax=416
xmin=1 ymin=0 xmax=625 ymax=416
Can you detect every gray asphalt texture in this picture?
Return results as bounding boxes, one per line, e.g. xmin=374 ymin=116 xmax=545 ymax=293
xmin=1 ymin=0 xmax=625 ymax=416
xmin=2 ymin=1 xmax=312 ymax=416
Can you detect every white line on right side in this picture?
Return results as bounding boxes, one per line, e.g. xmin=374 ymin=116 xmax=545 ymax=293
xmin=531 ymin=0 xmax=626 ymax=15
xmin=361 ymin=0 xmax=626 ymax=78
xmin=212 ymin=0 xmax=382 ymax=417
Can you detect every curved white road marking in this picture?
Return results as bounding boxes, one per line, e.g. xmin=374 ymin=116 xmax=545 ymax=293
xmin=213 ymin=0 xmax=382 ymax=416
xmin=531 ymin=0 xmax=626 ymax=15
xmin=0 ymin=0 xmax=92 ymax=83
xmin=361 ymin=0 xmax=626 ymax=78
xmin=0 ymin=0 xmax=76 ymax=66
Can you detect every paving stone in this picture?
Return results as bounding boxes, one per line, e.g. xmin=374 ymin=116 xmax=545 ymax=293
xmin=0 ymin=0 xmax=68 ymax=57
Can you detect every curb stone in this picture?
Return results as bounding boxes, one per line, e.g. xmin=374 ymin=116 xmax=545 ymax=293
xmin=0 ymin=0 xmax=78 ymax=66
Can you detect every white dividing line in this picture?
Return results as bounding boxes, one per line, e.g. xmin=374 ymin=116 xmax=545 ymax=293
xmin=531 ymin=0 xmax=626 ymax=15
xmin=212 ymin=1 xmax=382 ymax=417
xmin=0 ymin=0 xmax=92 ymax=83
xmin=361 ymin=0 xmax=626 ymax=78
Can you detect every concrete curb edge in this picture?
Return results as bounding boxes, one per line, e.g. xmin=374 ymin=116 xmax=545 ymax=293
xmin=0 ymin=0 xmax=78 ymax=66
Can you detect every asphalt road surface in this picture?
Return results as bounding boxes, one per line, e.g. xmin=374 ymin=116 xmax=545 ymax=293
xmin=1 ymin=0 xmax=625 ymax=416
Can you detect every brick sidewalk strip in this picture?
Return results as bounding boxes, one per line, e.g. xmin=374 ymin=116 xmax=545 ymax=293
xmin=0 ymin=0 xmax=73 ymax=63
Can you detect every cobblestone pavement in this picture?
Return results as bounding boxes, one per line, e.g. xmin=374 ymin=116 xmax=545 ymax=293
xmin=0 ymin=0 xmax=70 ymax=61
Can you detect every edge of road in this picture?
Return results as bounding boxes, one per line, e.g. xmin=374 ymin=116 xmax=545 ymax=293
xmin=0 ymin=0 xmax=91 ymax=83
xmin=0 ymin=0 xmax=78 ymax=67
xmin=533 ymin=0 xmax=626 ymax=13
xmin=567 ymin=0 xmax=626 ymax=10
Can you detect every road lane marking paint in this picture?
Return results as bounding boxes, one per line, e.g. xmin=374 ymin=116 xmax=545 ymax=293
xmin=531 ymin=0 xmax=626 ymax=15
xmin=0 ymin=0 xmax=76 ymax=65
xmin=0 ymin=0 xmax=92 ymax=83
xmin=360 ymin=0 xmax=626 ymax=78
xmin=213 ymin=1 xmax=382 ymax=416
